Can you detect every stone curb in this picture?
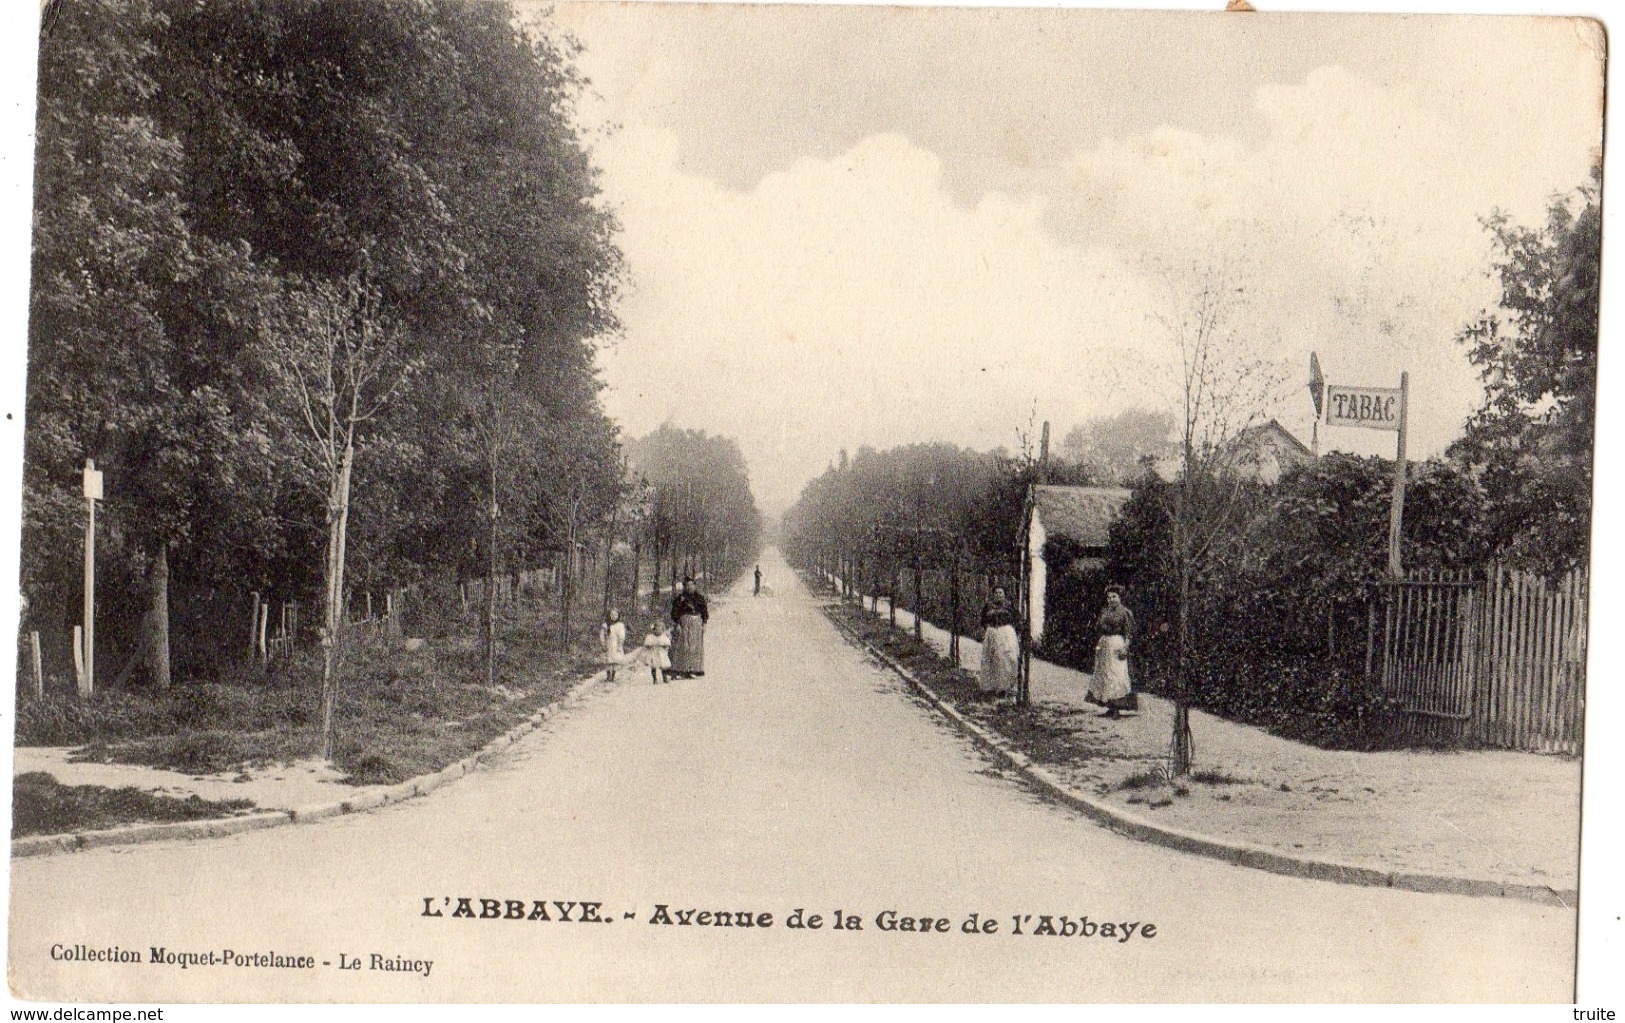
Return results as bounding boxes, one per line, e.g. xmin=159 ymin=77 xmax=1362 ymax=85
xmin=11 ymin=669 xmax=610 ymax=860
xmin=822 ymin=604 xmax=1575 ymax=910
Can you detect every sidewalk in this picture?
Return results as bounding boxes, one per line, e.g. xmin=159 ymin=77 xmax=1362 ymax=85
xmin=840 ymin=584 xmax=1580 ymax=895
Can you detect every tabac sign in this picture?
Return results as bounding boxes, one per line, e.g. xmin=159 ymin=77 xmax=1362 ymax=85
xmin=1315 ymin=365 xmax=1412 ymax=577
xmin=1325 ymin=385 xmax=1404 ymax=431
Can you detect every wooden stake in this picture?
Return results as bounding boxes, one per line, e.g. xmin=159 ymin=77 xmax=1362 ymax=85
xmin=72 ymin=625 xmax=85 ymax=695
xmin=30 ymin=630 xmax=43 ymax=698
xmin=249 ymin=591 xmax=261 ymax=661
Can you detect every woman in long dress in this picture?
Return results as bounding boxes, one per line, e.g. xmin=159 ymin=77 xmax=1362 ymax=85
xmin=669 ymin=576 xmax=709 ymax=678
xmin=1088 ymin=586 xmax=1137 ymax=717
xmin=978 ymin=586 xmax=1020 ymax=697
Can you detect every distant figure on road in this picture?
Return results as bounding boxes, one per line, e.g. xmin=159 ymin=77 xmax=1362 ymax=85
xmin=1088 ymin=585 xmax=1137 ymax=717
xmin=754 ymin=564 xmax=762 ymax=596
xmin=669 ymin=576 xmax=710 ymax=678
xmin=641 ymin=618 xmax=671 ymax=685
xmin=599 ymin=608 xmax=627 ymax=682
xmin=978 ymin=586 xmax=1019 ymax=699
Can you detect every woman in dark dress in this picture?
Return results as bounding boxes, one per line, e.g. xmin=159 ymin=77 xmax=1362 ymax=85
xmin=669 ymin=576 xmax=709 ymax=678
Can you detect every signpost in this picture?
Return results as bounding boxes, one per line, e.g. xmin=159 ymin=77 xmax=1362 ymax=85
xmin=1388 ymin=373 xmax=1409 ymax=578
xmin=1315 ymin=370 xmax=1410 ymax=577
xmin=81 ymin=459 xmax=103 ymax=697
xmin=1308 ymin=352 xmax=1324 ymax=457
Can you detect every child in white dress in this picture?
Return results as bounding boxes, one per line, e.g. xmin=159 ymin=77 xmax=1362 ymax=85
xmin=599 ymin=609 xmax=627 ymax=681
xmin=641 ymin=618 xmax=672 ymax=685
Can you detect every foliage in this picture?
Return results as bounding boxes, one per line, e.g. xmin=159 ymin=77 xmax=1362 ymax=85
xmin=781 ymin=441 xmax=1086 ymax=584
xmin=1057 ymin=408 xmax=1176 ymax=483
xmin=628 ymin=424 xmax=764 ymax=590
xmin=1093 ymin=452 xmax=1491 ymax=746
xmin=20 ymin=0 xmax=644 ymax=698
xmin=1450 ymin=168 xmax=1601 ymax=578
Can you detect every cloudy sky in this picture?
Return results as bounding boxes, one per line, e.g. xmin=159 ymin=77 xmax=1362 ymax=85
xmin=544 ymin=4 xmax=1602 ymax=515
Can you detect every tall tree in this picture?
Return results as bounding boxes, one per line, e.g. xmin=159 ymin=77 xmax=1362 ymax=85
xmin=1152 ymin=263 xmax=1287 ymax=776
xmin=1058 ymin=409 xmax=1177 ymax=483
xmin=259 ymin=274 xmax=414 ymax=759
xmin=1450 ymin=168 xmax=1601 ymax=578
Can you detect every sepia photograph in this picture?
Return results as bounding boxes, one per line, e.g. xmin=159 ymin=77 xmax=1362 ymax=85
xmin=0 ymin=0 xmax=1614 ymax=1009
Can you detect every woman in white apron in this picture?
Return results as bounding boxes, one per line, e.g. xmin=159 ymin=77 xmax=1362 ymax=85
xmin=1088 ymin=586 xmax=1137 ymax=717
xmin=978 ymin=587 xmax=1020 ymax=697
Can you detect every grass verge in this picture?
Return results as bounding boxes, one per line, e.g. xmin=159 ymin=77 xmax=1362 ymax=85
xmin=821 ymin=589 xmax=1200 ymax=810
xmin=15 ymin=602 xmax=649 ymax=790
xmin=11 ymin=772 xmax=256 ymax=838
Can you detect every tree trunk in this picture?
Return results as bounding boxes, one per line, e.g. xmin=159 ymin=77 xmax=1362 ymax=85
xmin=149 ymin=543 xmax=171 ymax=689
xmin=321 ymin=443 xmax=355 ymax=762
xmin=559 ymin=524 xmax=576 ymax=650
xmin=631 ymin=535 xmax=642 ymax=617
xmin=913 ymin=557 xmax=923 ymax=641
xmin=486 ymin=496 xmax=498 ymax=688
xmin=889 ymin=563 xmax=898 ymax=628
xmin=1170 ymin=561 xmax=1194 ymax=777
xmin=603 ymin=517 xmax=616 ymax=620
xmin=651 ymin=541 xmax=661 ymax=615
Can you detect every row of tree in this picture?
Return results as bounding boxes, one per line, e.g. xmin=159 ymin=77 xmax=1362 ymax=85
xmin=624 ymin=424 xmax=764 ymax=610
xmin=23 ymin=0 xmax=631 ymax=735
xmin=780 ymin=441 xmax=1096 ymax=588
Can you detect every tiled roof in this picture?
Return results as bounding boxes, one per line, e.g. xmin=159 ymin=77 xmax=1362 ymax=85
xmin=1032 ymin=485 xmax=1132 ymax=547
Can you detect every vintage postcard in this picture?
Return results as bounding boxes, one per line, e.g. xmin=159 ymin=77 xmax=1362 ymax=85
xmin=0 ymin=0 xmax=1613 ymax=1008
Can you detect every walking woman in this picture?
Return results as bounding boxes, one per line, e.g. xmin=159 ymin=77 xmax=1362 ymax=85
xmin=978 ymin=585 xmax=1020 ymax=698
xmin=1088 ymin=585 xmax=1137 ymax=717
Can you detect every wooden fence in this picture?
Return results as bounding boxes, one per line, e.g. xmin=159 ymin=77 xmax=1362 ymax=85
xmin=1374 ymin=563 xmax=1587 ymax=754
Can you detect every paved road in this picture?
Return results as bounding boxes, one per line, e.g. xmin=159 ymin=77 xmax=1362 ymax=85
xmin=9 ymin=549 xmax=1573 ymax=1002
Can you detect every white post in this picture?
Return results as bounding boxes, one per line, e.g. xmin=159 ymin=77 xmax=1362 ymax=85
xmin=1388 ymin=371 xmax=1409 ymax=578
xmin=81 ymin=458 xmax=100 ymax=697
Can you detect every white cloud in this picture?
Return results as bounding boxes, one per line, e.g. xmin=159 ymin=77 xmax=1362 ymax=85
xmin=598 ymin=127 xmax=1163 ymax=511
xmin=590 ymin=58 xmax=1600 ymax=514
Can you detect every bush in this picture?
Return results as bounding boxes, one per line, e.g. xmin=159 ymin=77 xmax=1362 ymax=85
xmin=1137 ymin=650 xmax=1400 ymax=750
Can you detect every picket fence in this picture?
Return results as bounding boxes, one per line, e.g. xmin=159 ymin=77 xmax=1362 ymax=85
xmin=1375 ymin=563 xmax=1587 ymax=754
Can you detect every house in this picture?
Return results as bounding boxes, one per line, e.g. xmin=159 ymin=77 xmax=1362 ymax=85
xmin=1225 ymin=419 xmax=1314 ymax=484
xmin=1025 ymin=485 xmax=1132 ymax=642
xmin=1143 ymin=420 xmax=1315 ymax=484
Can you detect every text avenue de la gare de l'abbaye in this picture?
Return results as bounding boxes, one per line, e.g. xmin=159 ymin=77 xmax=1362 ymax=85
xmin=416 ymin=897 xmax=1159 ymax=941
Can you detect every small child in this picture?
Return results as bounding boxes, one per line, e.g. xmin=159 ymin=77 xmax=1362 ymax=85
xmin=641 ymin=618 xmax=672 ymax=685
xmin=599 ymin=608 xmax=626 ymax=682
